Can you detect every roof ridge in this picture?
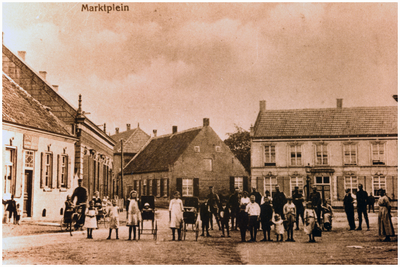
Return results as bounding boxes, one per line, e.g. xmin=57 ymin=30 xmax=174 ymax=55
xmin=152 ymin=126 xmax=203 ymax=140
xmin=260 ymin=105 xmax=397 ymax=113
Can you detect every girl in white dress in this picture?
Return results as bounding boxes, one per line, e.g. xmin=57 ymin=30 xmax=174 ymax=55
xmin=107 ymin=199 xmax=120 ymax=239
xmin=169 ymin=191 xmax=184 ymax=241
xmin=272 ymin=214 xmax=285 ymax=241
xmin=127 ymin=190 xmax=141 ymax=240
xmin=84 ymin=200 xmax=98 ymax=239
xmin=304 ymin=202 xmax=317 ymax=242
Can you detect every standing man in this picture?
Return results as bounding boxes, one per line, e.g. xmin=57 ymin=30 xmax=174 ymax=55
xmin=272 ymin=185 xmax=286 ymax=218
xmin=292 ymin=186 xmax=304 ymax=230
xmin=71 ymin=178 xmax=88 ymax=229
xmin=207 ymin=186 xmax=221 ymax=230
xmin=228 ymin=187 xmax=240 ymax=231
xmin=245 ymin=195 xmax=261 ymax=242
xmin=343 ymin=189 xmax=356 ymax=230
xmin=309 ymin=186 xmax=322 ymax=225
xmin=368 ymin=192 xmax=376 ymax=213
xmin=356 ymin=184 xmax=370 ymax=230
xmin=250 ymin=187 xmax=262 ymax=206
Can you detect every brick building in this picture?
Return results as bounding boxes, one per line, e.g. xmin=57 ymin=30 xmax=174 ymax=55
xmin=2 ymin=43 xmax=115 ymax=201
xmin=123 ymin=118 xmax=249 ymax=205
xmin=250 ymin=99 xmax=397 ymax=207
xmin=110 ymin=124 xmax=150 ymax=198
xmin=3 ymin=73 xmax=77 ymax=221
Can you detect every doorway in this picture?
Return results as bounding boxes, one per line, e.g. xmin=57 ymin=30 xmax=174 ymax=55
xmin=24 ymin=170 xmax=33 ymax=217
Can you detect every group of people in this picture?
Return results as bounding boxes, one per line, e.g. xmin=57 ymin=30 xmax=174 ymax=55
xmin=343 ymin=184 xmax=395 ymax=242
xmin=2 ymin=194 xmax=22 ymax=225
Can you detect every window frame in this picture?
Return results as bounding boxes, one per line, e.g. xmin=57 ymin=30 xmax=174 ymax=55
xmin=204 ymin=158 xmax=213 ymax=171
xmin=315 ymin=144 xmax=328 ymax=165
xmin=371 ymin=142 xmax=386 ymax=165
xmin=290 ymin=144 xmax=302 ymax=166
xmin=264 ymin=176 xmax=277 ymax=195
xmin=343 ymin=143 xmax=357 ymax=165
xmin=4 ymin=147 xmax=17 ymax=195
xmin=372 ymin=175 xmax=386 ymax=197
xmin=344 ymin=175 xmax=358 ymax=196
xmin=234 ymin=177 xmax=244 ymax=192
xmin=60 ymin=154 xmax=68 ymax=188
xmin=290 ymin=176 xmax=304 ymax=196
xmin=264 ymin=145 xmax=276 ymax=166
xmin=182 ymin=178 xmax=194 ymax=197
xmin=44 ymin=152 xmax=53 ymax=188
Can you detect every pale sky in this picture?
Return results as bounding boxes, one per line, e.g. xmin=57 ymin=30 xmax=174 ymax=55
xmin=2 ymin=3 xmax=398 ymax=139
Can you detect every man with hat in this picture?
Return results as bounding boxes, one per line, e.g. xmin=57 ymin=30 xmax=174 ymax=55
xmin=228 ymin=187 xmax=240 ymax=231
xmin=71 ymin=178 xmax=88 ymax=229
xmin=272 ymin=185 xmax=287 ymax=218
xmin=207 ymin=186 xmax=221 ymax=230
xmin=356 ymin=183 xmax=370 ymax=230
xmin=292 ymin=186 xmax=304 ymax=230
xmin=343 ymin=188 xmax=356 ymax=230
xmin=309 ymin=185 xmax=322 ymax=225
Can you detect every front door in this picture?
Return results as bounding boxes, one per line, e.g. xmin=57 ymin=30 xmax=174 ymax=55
xmin=24 ymin=170 xmax=33 ymax=217
xmin=315 ymin=176 xmax=331 ymax=202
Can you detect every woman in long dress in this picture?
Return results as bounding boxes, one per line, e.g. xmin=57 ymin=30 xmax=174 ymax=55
xmin=169 ymin=191 xmax=184 ymax=241
xmin=304 ymin=202 xmax=316 ymax=242
xmin=127 ymin=190 xmax=141 ymax=240
xmin=377 ymin=189 xmax=394 ymax=242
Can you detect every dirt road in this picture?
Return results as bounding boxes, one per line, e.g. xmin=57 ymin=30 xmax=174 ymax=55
xmin=2 ymin=210 xmax=398 ymax=265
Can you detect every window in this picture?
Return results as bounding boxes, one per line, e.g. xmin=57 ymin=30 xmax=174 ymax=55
xmin=4 ymin=148 xmax=16 ymax=194
xmin=44 ymin=153 xmax=53 ymax=187
xmin=194 ymin=146 xmax=200 ymax=153
xmin=61 ymin=155 xmax=67 ymax=188
xmin=344 ymin=176 xmax=358 ymax=195
xmin=344 ymin=144 xmax=357 ymax=165
xmin=372 ymin=143 xmax=385 ymax=165
xmin=182 ymin=178 xmax=193 ymax=197
xmin=290 ymin=177 xmax=303 ymax=196
xmin=234 ymin=177 xmax=243 ymax=191
xmin=204 ymin=159 xmax=212 ymax=171
xmin=315 ymin=176 xmax=330 ymax=184
xmin=25 ymin=150 xmax=34 ymax=168
xmin=290 ymin=145 xmax=302 ymax=166
xmin=157 ymin=179 xmax=161 ymax=197
xmin=149 ymin=180 xmax=153 ymax=196
xmin=316 ymin=144 xmax=328 ymax=165
xmin=373 ymin=176 xmax=386 ymax=196
xmin=163 ymin=178 xmax=168 ymax=197
xmin=264 ymin=145 xmax=276 ymax=166
xmin=264 ymin=176 xmax=277 ymax=195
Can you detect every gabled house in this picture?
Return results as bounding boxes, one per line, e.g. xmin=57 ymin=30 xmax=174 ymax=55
xmin=123 ymin=118 xmax=249 ymax=205
xmin=2 ymin=73 xmax=77 ymax=221
xmin=3 ymin=43 xmax=115 ymax=201
xmin=110 ymin=124 xmax=150 ymax=198
xmin=250 ymin=99 xmax=398 ymax=207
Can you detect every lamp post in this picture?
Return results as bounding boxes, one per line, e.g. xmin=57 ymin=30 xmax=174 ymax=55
xmin=305 ymin=164 xmax=311 ymax=201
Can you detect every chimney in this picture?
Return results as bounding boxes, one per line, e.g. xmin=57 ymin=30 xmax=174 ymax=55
xmin=172 ymin=126 xmax=178 ymax=134
xmin=39 ymin=71 xmax=47 ymax=81
xmin=52 ymin=85 xmax=59 ymax=92
xmin=260 ymin=100 xmax=266 ymax=112
xmin=115 ymin=127 xmax=119 ymax=134
xmin=337 ymin=98 xmax=343 ymax=109
xmin=127 ymin=124 xmax=131 ymax=131
xmin=203 ymin=118 xmax=210 ymax=127
xmin=153 ymin=130 xmax=157 ymax=137
xmin=18 ymin=51 xmax=26 ymax=61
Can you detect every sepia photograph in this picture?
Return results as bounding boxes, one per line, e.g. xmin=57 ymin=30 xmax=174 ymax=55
xmin=2 ymin=2 xmax=398 ymax=265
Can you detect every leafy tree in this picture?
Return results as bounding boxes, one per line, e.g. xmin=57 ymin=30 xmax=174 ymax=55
xmin=224 ymin=125 xmax=251 ymax=174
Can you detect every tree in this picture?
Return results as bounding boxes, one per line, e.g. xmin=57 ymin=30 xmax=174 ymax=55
xmin=224 ymin=125 xmax=251 ymax=174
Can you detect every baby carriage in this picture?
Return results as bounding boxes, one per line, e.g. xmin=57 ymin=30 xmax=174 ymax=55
xmin=182 ymin=197 xmax=200 ymax=241
xmin=322 ymin=204 xmax=333 ymax=231
xmin=138 ymin=196 xmax=157 ymax=240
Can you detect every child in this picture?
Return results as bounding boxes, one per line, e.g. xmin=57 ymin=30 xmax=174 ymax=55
xmin=322 ymin=199 xmax=333 ymax=231
xmin=219 ymin=201 xmax=230 ymax=237
xmin=169 ymin=191 xmax=184 ymax=241
xmin=260 ymin=198 xmax=273 ymax=241
xmin=271 ymin=214 xmax=284 ymax=242
xmin=84 ymin=200 xmax=98 ymax=239
xmin=283 ymin=197 xmax=296 ymax=241
xmin=127 ymin=190 xmax=141 ymax=240
xmin=304 ymin=201 xmax=317 ymax=242
xmin=64 ymin=195 xmax=74 ymax=234
xmin=16 ymin=203 xmax=22 ymax=225
xmin=107 ymin=199 xmax=120 ymax=239
xmin=200 ymin=198 xmax=211 ymax=237
xmin=237 ymin=204 xmax=249 ymax=242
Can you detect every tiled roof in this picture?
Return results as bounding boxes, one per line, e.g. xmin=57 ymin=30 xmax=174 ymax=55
xmin=124 ymin=127 xmax=203 ymax=174
xmin=111 ymin=128 xmax=150 ymax=153
xmin=2 ymin=73 xmax=72 ymax=136
xmin=253 ymin=106 xmax=397 ymax=138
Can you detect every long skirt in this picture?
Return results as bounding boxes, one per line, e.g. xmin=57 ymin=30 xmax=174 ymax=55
xmin=378 ymin=206 xmax=394 ymax=237
xmin=304 ymin=217 xmax=315 ymax=235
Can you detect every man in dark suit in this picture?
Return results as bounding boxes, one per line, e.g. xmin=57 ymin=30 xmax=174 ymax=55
xmin=228 ymin=187 xmax=240 ymax=231
xmin=272 ymin=185 xmax=286 ymax=218
xmin=200 ymin=198 xmax=212 ymax=237
xmin=292 ymin=186 xmax=304 ymax=230
xmin=356 ymin=184 xmax=370 ymax=230
xmin=309 ymin=186 xmax=322 ymax=225
xmin=343 ymin=189 xmax=356 ymax=230
xmin=207 ymin=186 xmax=221 ymax=230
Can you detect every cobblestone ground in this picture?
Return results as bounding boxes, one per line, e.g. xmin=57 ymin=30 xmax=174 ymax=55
xmin=2 ymin=210 xmax=398 ymax=265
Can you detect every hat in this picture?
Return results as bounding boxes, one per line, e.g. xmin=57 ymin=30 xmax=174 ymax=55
xmin=130 ymin=190 xmax=137 ymax=195
xmin=209 ymin=186 xmax=214 ymax=189
xmin=144 ymin=203 xmax=150 ymax=207
xmin=240 ymin=204 xmax=247 ymax=209
xmin=294 ymin=186 xmax=299 ymax=189
xmin=345 ymin=189 xmax=351 ymax=193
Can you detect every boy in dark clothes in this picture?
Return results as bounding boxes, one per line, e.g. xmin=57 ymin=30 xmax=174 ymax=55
xmin=200 ymin=198 xmax=212 ymax=237
xmin=220 ymin=201 xmax=230 ymax=237
xmin=260 ymin=198 xmax=273 ymax=241
xmin=237 ymin=204 xmax=249 ymax=242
